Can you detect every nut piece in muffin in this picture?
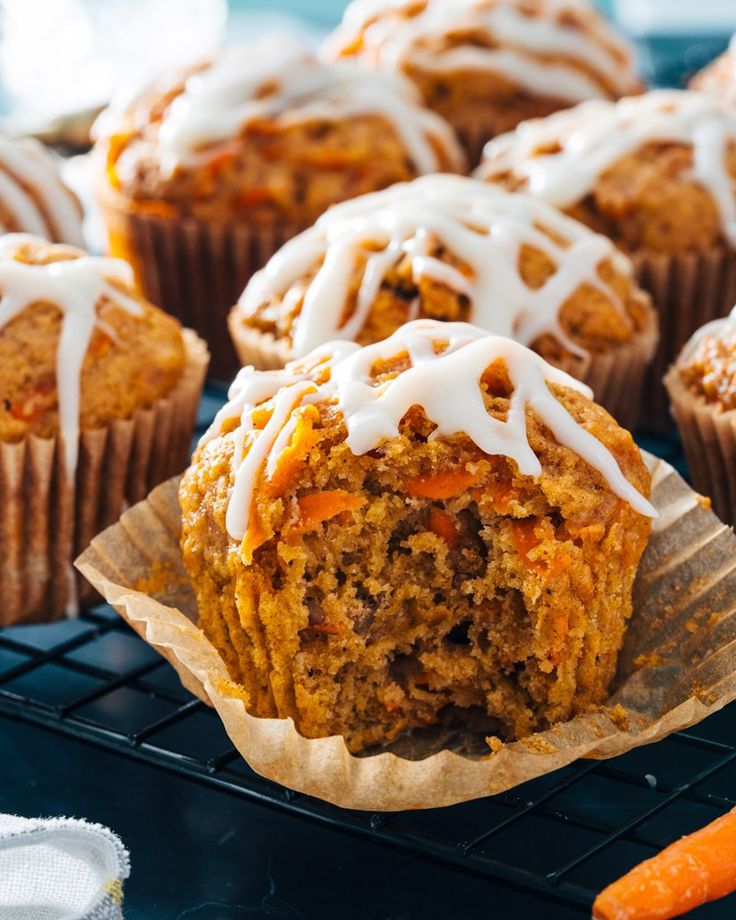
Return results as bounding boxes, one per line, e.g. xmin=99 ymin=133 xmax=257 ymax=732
xmin=231 ymin=175 xmax=656 ymax=429
xmin=180 ymin=319 xmax=654 ymax=753
xmin=0 ymin=233 xmax=207 ymax=624
xmin=478 ymin=89 xmax=736 ymax=425
xmin=666 ymin=307 xmax=736 ymax=525
xmin=94 ymin=37 xmax=464 ymax=377
xmin=324 ymin=0 xmax=642 ymax=165
xmin=0 ymin=134 xmax=83 ymax=245
xmin=690 ymin=34 xmax=736 ymax=107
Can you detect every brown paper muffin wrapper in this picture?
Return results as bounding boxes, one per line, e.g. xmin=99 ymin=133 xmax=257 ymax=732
xmin=665 ymin=369 xmax=736 ymax=525
xmin=631 ymin=245 xmax=736 ymax=430
xmin=76 ymin=452 xmax=736 ymax=811
xmin=229 ymin=306 xmax=658 ymax=431
xmin=0 ymin=330 xmax=209 ymax=627
xmin=98 ymin=185 xmax=304 ymax=382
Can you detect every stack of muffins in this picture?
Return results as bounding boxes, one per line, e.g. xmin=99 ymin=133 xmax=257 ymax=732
xmin=6 ymin=0 xmax=736 ymax=756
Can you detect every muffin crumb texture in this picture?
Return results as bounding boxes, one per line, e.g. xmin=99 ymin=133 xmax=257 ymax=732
xmin=181 ymin=322 xmax=652 ymax=753
xmin=677 ymin=313 xmax=736 ymax=410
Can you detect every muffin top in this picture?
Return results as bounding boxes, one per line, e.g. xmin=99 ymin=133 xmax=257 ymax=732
xmin=237 ymin=175 xmax=652 ymax=366
xmin=201 ymin=319 xmax=655 ymax=550
xmin=95 ymin=39 xmax=465 ymax=225
xmin=0 ymin=135 xmax=83 ymax=246
xmin=0 ymin=234 xmax=186 ymax=473
xmin=690 ymin=35 xmax=736 ymax=106
xmin=477 ymin=89 xmax=736 ymax=253
xmin=325 ymin=0 xmax=640 ymax=104
xmin=675 ymin=306 xmax=736 ymax=411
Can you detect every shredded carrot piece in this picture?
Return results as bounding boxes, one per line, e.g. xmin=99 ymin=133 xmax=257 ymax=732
xmin=406 ymin=468 xmax=477 ymax=500
xmin=428 ymin=508 xmax=458 ymax=547
xmin=511 ymin=519 xmax=540 ymax=565
xmin=205 ymin=148 xmax=237 ymax=181
xmin=130 ymin=199 xmax=178 ymax=219
xmin=594 ymin=805 xmax=736 ymax=918
xmin=242 ymin=512 xmax=270 ymax=563
xmin=267 ymin=407 xmax=321 ymax=497
xmin=232 ymin=187 xmax=274 ymax=210
xmin=292 ymin=490 xmax=364 ymax=535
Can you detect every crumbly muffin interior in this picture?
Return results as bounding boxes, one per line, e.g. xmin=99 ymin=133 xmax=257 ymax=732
xmin=180 ymin=360 xmax=651 ymax=753
xmin=678 ymin=326 xmax=736 ymax=410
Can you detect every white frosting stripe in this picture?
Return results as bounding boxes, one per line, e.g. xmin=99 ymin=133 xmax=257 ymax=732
xmin=239 ymin=175 xmax=631 ymax=357
xmin=154 ymin=39 xmax=462 ymax=173
xmin=0 ymin=138 xmax=83 ymax=247
xmin=207 ymin=320 xmax=655 ymax=543
xmin=0 ymin=234 xmax=142 ymax=475
xmin=327 ymin=0 xmax=638 ymax=101
xmin=479 ymin=89 xmax=736 ymax=247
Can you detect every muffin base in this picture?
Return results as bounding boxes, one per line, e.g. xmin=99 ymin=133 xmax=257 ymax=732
xmin=0 ymin=330 xmax=209 ymax=625
xmin=229 ymin=306 xmax=658 ymax=430
xmin=99 ymin=186 xmax=303 ymax=381
xmin=77 ymin=455 xmax=736 ymax=809
xmin=665 ymin=368 xmax=736 ymax=525
xmin=632 ymin=245 xmax=736 ymax=431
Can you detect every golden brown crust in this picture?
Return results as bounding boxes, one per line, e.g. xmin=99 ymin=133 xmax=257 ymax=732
xmin=180 ymin=357 xmax=651 ymax=752
xmin=96 ymin=61 xmax=463 ymax=226
xmin=0 ymin=239 xmax=186 ymax=443
xmin=676 ymin=325 xmax=736 ymax=411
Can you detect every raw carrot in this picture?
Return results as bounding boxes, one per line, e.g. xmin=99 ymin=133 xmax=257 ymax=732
xmin=292 ymin=490 xmax=364 ymax=535
xmin=406 ymin=468 xmax=477 ymax=500
xmin=593 ymin=806 xmax=736 ymax=919
xmin=428 ymin=508 xmax=458 ymax=547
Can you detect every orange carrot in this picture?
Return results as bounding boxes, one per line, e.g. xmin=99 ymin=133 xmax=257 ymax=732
xmin=130 ymin=199 xmax=178 ymax=219
xmin=266 ymin=407 xmax=321 ymax=497
xmin=406 ymin=468 xmax=477 ymax=500
xmin=292 ymin=490 xmax=364 ymax=535
xmin=593 ymin=806 xmax=736 ymax=920
xmin=242 ymin=513 xmax=270 ymax=562
xmin=511 ymin=519 xmax=540 ymax=565
xmin=428 ymin=508 xmax=458 ymax=547
xmin=232 ymin=187 xmax=274 ymax=210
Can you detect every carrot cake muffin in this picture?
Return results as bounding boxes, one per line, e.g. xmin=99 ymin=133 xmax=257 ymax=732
xmin=0 ymin=134 xmax=83 ymax=245
xmin=231 ymin=175 xmax=656 ymax=429
xmin=0 ymin=233 xmax=208 ymax=624
xmin=478 ymin=89 xmax=736 ymax=427
xmin=665 ymin=307 xmax=736 ymax=525
xmin=690 ymin=34 xmax=736 ymax=106
xmin=180 ymin=319 xmax=654 ymax=753
xmin=324 ymin=0 xmax=642 ymax=165
xmin=94 ymin=38 xmax=464 ymax=378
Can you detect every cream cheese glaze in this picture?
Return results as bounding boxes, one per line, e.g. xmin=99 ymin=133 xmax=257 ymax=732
xmin=0 ymin=136 xmax=83 ymax=246
xmin=478 ymin=89 xmax=736 ymax=246
xmin=153 ymin=37 xmax=463 ymax=174
xmin=677 ymin=304 xmax=736 ymax=366
xmin=203 ymin=319 xmax=656 ymax=541
xmin=325 ymin=0 xmax=639 ymax=102
xmin=238 ymin=174 xmax=632 ymax=358
xmin=0 ymin=234 xmax=142 ymax=476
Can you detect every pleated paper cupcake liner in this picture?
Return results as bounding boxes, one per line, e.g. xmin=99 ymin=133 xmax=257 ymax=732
xmin=0 ymin=330 xmax=209 ymax=626
xmin=631 ymin=245 xmax=736 ymax=430
xmin=77 ymin=452 xmax=736 ymax=811
xmin=98 ymin=186 xmax=303 ymax=381
xmin=665 ymin=369 xmax=736 ymax=525
xmin=228 ymin=309 xmax=293 ymax=371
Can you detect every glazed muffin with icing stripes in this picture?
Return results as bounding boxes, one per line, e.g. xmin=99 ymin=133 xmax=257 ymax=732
xmin=180 ymin=319 xmax=653 ymax=753
xmin=0 ymin=234 xmax=209 ymax=625
xmin=0 ymin=135 xmax=83 ymax=245
xmin=324 ymin=0 xmax=642 ymax=165
xmin=477 ymin=89 xmax=736 ymax=426
xmin=93 ymin=38 xmax=464 ymax=378
xmin=229 ymin=175 xmax=657 ymax=429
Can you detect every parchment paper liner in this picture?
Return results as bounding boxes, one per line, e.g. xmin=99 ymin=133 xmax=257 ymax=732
xmin=0 ymin=330 xmax=209 ymax=626
xmin=228 ymin=305 xmax=658 ymax=430
xmin=632 ymin=245 xmax=736 ymax=430
xmin=77 ymin=451 xmax=736 ymax=810
xmin=98 ymin=183 xmax=303 ymax=380
xmin=665 ymin=368 xmax=736 ymax=525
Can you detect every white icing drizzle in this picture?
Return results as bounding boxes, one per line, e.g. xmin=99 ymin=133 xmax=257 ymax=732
xmin=239 ymin=175 xmax=631 ymax=358
xmin=203 ymin=319 xmax=655 ymax=542
xmin=0 ymin=234 xmax=143 ymax=476
xmin=325 ymin=0 xmax=638 ymax=102
xmin=478 ymin=89 xmax=736 ymax=247
xmin=677 ymin=304 xmax=736 ymax=365
xmin=0 ymin=137 xmax=83 ymax=246
xmin=154 ymin=38 xmax=463 ymax=174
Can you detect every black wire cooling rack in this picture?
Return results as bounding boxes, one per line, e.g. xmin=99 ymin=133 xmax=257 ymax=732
xmin=0 ymin=385 xmax=734 ymax=917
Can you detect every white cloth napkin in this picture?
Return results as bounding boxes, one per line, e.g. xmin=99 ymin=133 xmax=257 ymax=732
xmin=0 ymin=815 xmax=130 ymax=920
